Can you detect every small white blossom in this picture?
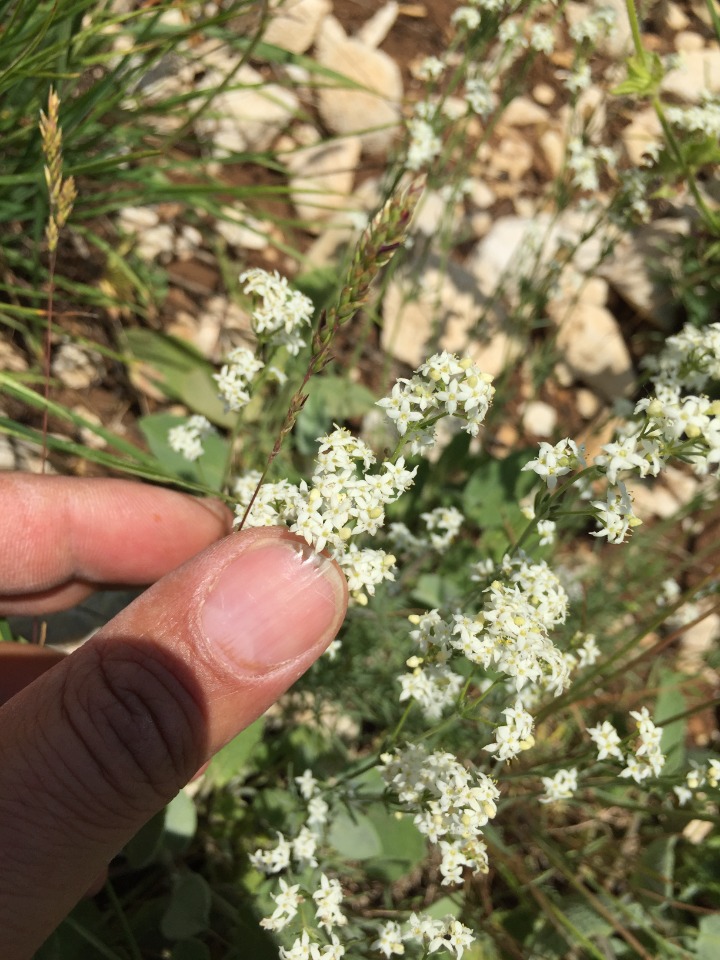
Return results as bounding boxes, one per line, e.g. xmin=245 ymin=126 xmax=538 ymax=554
xmin=540 ymin=768 xmax=578 ymax=803
xmin=167 ymin=414 xmax=214 ymax=461
xmin=522 ymin=438 xmax=586 ymax=490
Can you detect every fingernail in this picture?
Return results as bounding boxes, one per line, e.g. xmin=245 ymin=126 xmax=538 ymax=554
xmin=201 ymin=537 xmax=345 ymax=672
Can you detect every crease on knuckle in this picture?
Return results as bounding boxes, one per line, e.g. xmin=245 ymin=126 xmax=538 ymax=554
xmin=59 ymin=641 xmax=206 ymax=817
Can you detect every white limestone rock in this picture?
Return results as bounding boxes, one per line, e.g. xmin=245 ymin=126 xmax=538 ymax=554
xmin=284 ymin=135 xmax=362 ymax=230
xmin=263 ymin=0 xmax=331 ymax=54
xmin=662 ymin=49 xmax=720 ymax=102
xmin=315 ymin=14 xmax=403 ymax=154
xmin=195 ymin=63 xmax=298 ymax=156
xmin=522 ymin=401 xmax=558 ymax=438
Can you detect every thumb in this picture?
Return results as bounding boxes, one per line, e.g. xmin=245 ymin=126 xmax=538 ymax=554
xmin=0 ymin=527 xmax=347 ymax=959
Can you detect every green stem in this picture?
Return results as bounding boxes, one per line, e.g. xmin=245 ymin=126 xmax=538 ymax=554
xmin=624 ymin=0 xmax=646 ymax=62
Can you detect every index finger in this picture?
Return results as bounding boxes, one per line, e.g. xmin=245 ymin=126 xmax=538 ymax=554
xmin=0 ymin=474 xmax=233 ymax=614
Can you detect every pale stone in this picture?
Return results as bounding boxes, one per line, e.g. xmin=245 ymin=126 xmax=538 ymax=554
xmin=554 ymin=362 xmax=575 ymax=387
xmin=0 ymin=339 xmax=27 ymax=372
xmin=678 ymin=606 xmax=720 ymax=672
xmin=522 ymin=401 xmax=557 ymax=437
xmin=51 ymin=342 xmax=103 ymax=390
xmin=486 ymin=135 xmax=534 ymax=181
xmin=540 ymin=129 xmax=565 ymax=177
xmin=662 ymin=465 xmax=701 ymax=505
xmin=118 ymin=205 xmax=159 ymax=230
xmin=551 ymin=300 xmax=635 ymax=401
xmin=381 ymin=255 xmax=522 ymax=376
xmin=565 ymin=0 xmax=632 ymax=58
xmin=315 ymin=15 xmax=403 ymax=154
xmin=284 ymin=136 xmax=362 ymax=230
xmin=216 ymin=205 xmax=270 ymax=250
xmin=622 ymin=106 xmax=663 ymax=165
xmin=469 ymin=211 xmax=492 ymax=237
xmin=533 ymin=83 xmax=555 ymax=106
xmin=356 ymin=1 xmax=398 ymax=48
xmin=263 ymin=0 xmax=331 ymax=55
xmin=675 ymin=30 xmax=706 ymax=53
xmin=0 ymin=435 xmax=16 ymax=471
xmin=576 ymin=388 xmax=601 ymax=419
xmin=196 ymin=63 xmax=298 ymax=156
xmin=665 ymin=2 xmax=690 ymax=32
xmin=662 ymin=49 xmax=720 ymax=102
xmin=628 ymin=480 xmax=683 ymax=520
xmin=73 ymin=406 xmax=108 ymax=450
xmin=501 ymin=96 xmax=549 ymax=127
xmin=598 ymin=218 xmax=690 ymax=324
xmin=413 ymin=190 xmax=448 ymax=235
xmin=467 ymin=212 xmax=607 ymax=298
xmin=138 ymin=224 xmax=175 ymax=261
xmin=468 ymin=179 xmax=495 ymax=209
xmin=441 ymin=96 xmax=469 ymax=121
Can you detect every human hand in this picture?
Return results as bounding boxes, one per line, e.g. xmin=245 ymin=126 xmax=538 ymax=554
xmin=0 ymin=474 xmax=347 ymax=959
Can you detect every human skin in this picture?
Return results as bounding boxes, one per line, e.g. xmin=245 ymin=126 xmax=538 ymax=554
xmin=0 ymin=474 xmax=348 ymax=959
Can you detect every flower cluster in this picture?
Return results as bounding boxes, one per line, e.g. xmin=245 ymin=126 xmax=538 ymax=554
xmin=239 ymin=267 xmax=314 ymax=355
xmin=540 ymin=767 xmax=579 ymax=803
xmin=673 ymin=759 xmax=720 ymax=806
xmin=588 ymin=708 xmax=666 ymax=784
xmin=214 ymin=344 xmax=264 ymax=412
xmin=377 ymin=351 xmax=495 ymax=453
xmin=522 ymin=438 xmax=586 ymax=491
xmin=167 ymin=414 xmax=214 ymax=461
xmin=484 ymin=700 xmax=535 ymax=762
xmin=380 ymin=744 xmax=498 ymax=886
xmin=234 ymin=427 xmax=415 ymax=604
xmin=374 ymin=915 xmax=475 ymax=959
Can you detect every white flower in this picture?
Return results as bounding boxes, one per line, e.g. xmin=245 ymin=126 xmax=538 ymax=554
xmin=484 ymin=701 xmax=535 ymax=762
xmin=418 ymin=56 xmax=445 ymax=81
xmin=427 ymin=917 xmax=475 ymax=959
xmin=405 ymin=118 xmax=442 ymax=171
xmin=540 ymin=767 xmax=578 ymax=803
xmin=295 ymin=768 xmax=318 ymax=800
xmin=260 ymin=877 xmax=303 ymax=931
xmin=530 ymin=23 xmax=555 ymax=54
xmin=537 ymin=518 xmax=556 ymax=546
xmin=292 ymin=825 xmax=318 ymax=870
xmin=168 ymin=414 xmax=214 ymax=461
xmin=587 ymin=721 xmax=624 ymax=762
xmin=451 ymin=6 xmax=480 ymax=30
xmin=465 ymin=77 xmax=494 ymax=118
xmin=239 ymin=267 xmax=314 ymax=355
xmin=312 ymin=874 xmax=346 ymax=932
xmin=590 ymin=482 xmax=640 ymax=544
xmin=522 ymin=438 xmax=585 ymax=490
xmin=373 ymin=921 xmax=405 ymax=957
xmin=577 ymin=633 xmax=600 ymax=667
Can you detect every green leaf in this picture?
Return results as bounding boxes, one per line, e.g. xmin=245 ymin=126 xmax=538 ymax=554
xmin=123 ymin=808 xmax=166 ymax=869
xmin=295 ymin=375 xmax=377 ymax=454
xmin=365 ymin=805 xmax=426 ymax=881
xmin=654 ymin=670 xmax=686 ymax=776
xmin=138 ymin=412 xmax=230 ymax=492
xmin=123 ymin=329 xmax=233 ymax=428
xmin=462 ymin=450 xmax=537 ymax=531
xmin=560 ymin=897 xmax=614 ymax=939
xmin=171 ymin=939 xmax=211 ymax=960
xmin=697 ymin=914 xmax=720 ymax=959
xmin=632 ymin=836 xmax=676 ymax=900
xmin=161 ymin=871 xmax=212 ymax=940
xmin=425 ymin=896 xmax=461 ymax=920
xmin=204 ymin=718 xmax=265 ymax=788
xmin=164 ymin=789 xmax=198 ymax=853
xmin=328 ymin=808 xmax=383 ymax=860
xmin=612 ymin=51 xmax=664 ymax=97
